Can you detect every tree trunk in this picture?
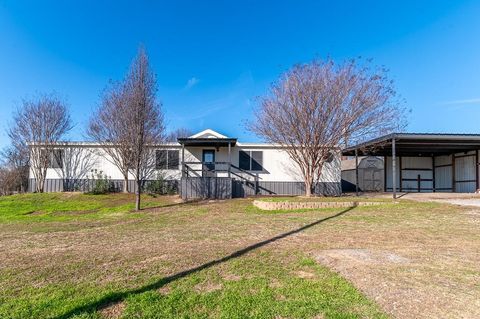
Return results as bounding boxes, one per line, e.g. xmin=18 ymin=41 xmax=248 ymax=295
xmin=305 ymin=179 xmax=313 ymax=197
xmin=36 ymin=181 xmax=43 ymax=193
xmin=135 ymin=178 xmax=141 ymax=211
xmin=123 ymin=173 xmax=129 ymax=193
xmin=36 ymin=169 xmax=45 ymax=193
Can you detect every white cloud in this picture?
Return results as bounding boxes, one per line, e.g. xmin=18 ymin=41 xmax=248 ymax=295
xmin=184 ymin=77 xmax=199 ymax=90
xmin=440 ymin=98 xmax=480 ymax=106
xmin=170 ymin=71 xmax=255 ymax=123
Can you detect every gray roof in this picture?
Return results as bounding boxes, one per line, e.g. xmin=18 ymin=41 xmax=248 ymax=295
xmin=343 ymin=133 xmax=480 ymax=157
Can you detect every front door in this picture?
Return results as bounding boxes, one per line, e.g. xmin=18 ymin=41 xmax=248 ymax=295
xmin=202 ymin=150 xmax=216 ymax=177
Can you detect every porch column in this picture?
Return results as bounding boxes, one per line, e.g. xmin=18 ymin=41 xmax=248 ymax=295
xmin=392 ymin=137 xmax=397 ymax=199
xmin=355 ymin=148 xmax=359 ymax=196
xmin=228 ymin=142 xmax=231 ymax=178
xmin=181 ymin=143 xmax=185 ymax=177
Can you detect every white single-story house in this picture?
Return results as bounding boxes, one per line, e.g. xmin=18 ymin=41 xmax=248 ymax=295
xmin=29 ymin=129 xmax=341 ymax=198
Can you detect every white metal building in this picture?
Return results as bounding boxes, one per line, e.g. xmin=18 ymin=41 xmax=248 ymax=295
xmin=342 ymin=133 xmax=480 ymax=197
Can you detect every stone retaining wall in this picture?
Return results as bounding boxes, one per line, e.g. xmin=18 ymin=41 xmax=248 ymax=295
xmin=253 ymin=200 xmax=384 ymax=210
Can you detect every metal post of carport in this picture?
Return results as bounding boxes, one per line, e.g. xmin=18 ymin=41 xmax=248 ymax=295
xmin=392 ymin=137 xmax=397 ymax=199
xmin=476 ymin=150 xmax=480 ymax=192
xmin=355 ymin=148 xmax=359 ymax=196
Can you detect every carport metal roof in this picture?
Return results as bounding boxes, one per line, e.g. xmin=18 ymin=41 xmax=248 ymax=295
xmin=342 ymin=133 xmax=480 ymax=157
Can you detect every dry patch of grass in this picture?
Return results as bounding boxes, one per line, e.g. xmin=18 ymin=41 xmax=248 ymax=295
xmin=99 ymin=301 xmax=126 ymax=319
xmin=316 ymin=249 xmax=410 ymax=265
xmin=257 ymin=196 xmax=391 ymax=203
xmin=288 ymin=200 xmax=480 ymax=319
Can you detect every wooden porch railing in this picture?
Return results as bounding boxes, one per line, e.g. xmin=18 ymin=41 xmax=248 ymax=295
xmin=182 ymin=161 xmax=259 ymax=193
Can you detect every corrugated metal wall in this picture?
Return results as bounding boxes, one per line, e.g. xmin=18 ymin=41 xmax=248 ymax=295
xmin=454 ymin=151 xmax=477 ymax=192
xmin=401 ymin=157 xmax=433 ymax=192
xmin=29 ymin=177 xmax=342 ymax=198
xmin=232 ymin=180 xmax=341 ymax=197
xmin=341 ymin=170 xmax=356 ymax=192
xmin=384 ymin=151 xmax=479 ymax=193
xmin=28 ymin=179 xmax=179 ymax=194
xmin=434 ymin=155 xmax=452 ymax=192
xmin=180 ymin=178 xmax=341 ymax=199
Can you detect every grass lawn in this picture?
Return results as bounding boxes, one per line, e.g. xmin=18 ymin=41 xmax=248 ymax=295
xmin=0 ymin=193 xmax=174 ymax=223
xmin=1 ymin=193 xmax=479 ymax=318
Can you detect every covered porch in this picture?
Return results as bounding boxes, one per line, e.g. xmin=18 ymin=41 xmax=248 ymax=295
xmin=178 ymin=136 xmax=238 ymax=178
xmin=177 ymin=133 xmax=258 ymax=199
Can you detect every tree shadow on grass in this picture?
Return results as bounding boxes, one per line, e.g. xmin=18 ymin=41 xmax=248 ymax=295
xmin=139 ymin=200 xmax=222 ymax=214
xmin=54 ymin=205 xmax=356 ymax=318
xmin=137 ymin=198 xmax=205 ymax=211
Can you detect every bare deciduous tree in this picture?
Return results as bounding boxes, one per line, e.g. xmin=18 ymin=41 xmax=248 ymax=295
xmin=248 ymin=58 xmax=405 ymax=196
xmin=0 ymin=146 xmax=29 ymax=195
xmin=166 ymin=128 xmax=192 ymax=142
xmin=54 ymin=144 xmax=98 ymax=191
xmin=0 ymin=167 xmax=16 ymax=196
xmin=88 ymin=82 xmax=133 ymax=193
xmin=123 ymin=47 xmax=165 ymax=210
xmin=90 ymin=46 xmax=165 ymax=209
xmin=7 ymin=94 xmax=73 ymax=193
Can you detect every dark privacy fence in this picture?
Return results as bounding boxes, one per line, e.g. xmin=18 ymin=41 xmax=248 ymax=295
xmin=180 ymin=177 xmax=232 ymax=200
xmin=28 ymin=179 xmax=179 ymax=194
xmin=180 ymin=177 xmax=341 ymax=199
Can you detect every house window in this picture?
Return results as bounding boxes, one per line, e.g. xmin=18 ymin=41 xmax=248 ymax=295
xmin=167 ymin=150 xmax=179 ymax=169
xmin=238 ymin=151 xmax=263 ymax=171
xmin=48 ymin=149 xmax=63 ymax=169
xmin=325 ymin=151 xmax=335 ymax=163
xmin=156 ymin=150 xmax=179 ymax=170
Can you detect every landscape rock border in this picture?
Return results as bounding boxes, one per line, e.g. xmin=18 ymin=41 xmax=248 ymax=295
xmin=253 ymin=200 xmax=385 ymax=210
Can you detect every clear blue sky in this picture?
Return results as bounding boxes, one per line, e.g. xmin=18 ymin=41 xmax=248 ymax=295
xmin=1 ymin=0 xmax=480 ymax=148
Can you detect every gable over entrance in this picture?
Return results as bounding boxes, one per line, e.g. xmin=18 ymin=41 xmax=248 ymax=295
xmin=189 ymin=129 xmax=228 ymax=139
xmin=178 ymin=129 xmax=237 ymax=147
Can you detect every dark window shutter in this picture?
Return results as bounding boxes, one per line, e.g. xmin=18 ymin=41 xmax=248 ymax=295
xmin=251 ymin=151 xmax=263 ymax=171
xmin=156 ymin=150 xmax=167 ymax=169
xmin=168 ymin=150 xmax=179 ymax=170
xmin=50 ymin=150 xmax=63 ymax=168
xmin=325 ymin=151 xmax=335 ymax=163
xmin=239 ymin=151 xmax=250 ymax=170
xmin=40 ymin=149 xmax=47 ymax=166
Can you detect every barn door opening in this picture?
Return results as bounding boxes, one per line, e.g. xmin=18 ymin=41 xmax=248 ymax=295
xmin=362 ymin=157 xmax=383 ymax=192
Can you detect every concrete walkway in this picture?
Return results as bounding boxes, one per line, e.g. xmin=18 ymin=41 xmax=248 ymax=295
xmin=354 ymin=192 xmax=480 ymax=207
xmin=424 ymin=198 xmax=480 ymax=207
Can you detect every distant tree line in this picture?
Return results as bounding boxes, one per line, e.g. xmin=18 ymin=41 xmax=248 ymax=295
xmin=1 ymin=50 xmax=405 ymax=201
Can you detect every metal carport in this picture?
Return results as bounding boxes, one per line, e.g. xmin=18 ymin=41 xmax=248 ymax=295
xmin=342 ymin=133 xmax=480 ymax=198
